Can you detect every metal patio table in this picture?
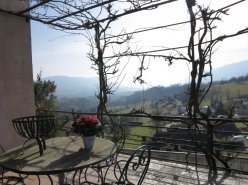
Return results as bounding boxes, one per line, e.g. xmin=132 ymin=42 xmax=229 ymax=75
xmin=0 ymin=136 xmax=117 ymax=185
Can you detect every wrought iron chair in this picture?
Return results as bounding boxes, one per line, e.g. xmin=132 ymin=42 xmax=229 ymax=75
xmin=102 ymin=145 xmax=151 ymax=185
xmin=101 ymin=121 xmax=126 ymax=157
xmin=0 ymin=144 xmax=24 ymax=185
xmin=81 ymin=122 xmax=126 ymax=184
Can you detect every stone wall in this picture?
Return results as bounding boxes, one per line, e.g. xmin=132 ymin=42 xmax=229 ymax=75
xmin=0 ymin=0 xmax=35 ymax=150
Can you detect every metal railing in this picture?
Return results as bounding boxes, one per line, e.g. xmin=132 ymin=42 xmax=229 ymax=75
xmin=40 ymin=110 xmax=248 ymax=176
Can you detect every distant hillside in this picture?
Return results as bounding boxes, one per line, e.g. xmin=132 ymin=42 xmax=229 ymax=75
xmin=44 ymin=76 xmax=98 ymax=98
xmin=44 ymin=60 xmax=248 ymax=99
xmin=213 ymin=60 xmax=248 ymax=81
xmin=111 ymin=85 xmax=187 ymax=105
xmin=55 ymin=75 xmax=248 ymax=112
xmin=206 ymin=80 xmax=248 ymax=102
xmin=43 ymin=76 xmax=140 ymax=98
xmin=115 ymin=75 xmax=248 ymax=106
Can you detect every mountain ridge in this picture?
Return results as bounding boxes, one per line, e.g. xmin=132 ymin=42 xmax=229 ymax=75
xmin=43 ymin=76 xmax=141 ymax=98
xmin=212 ymin=60 xmax=248 ymax=81
xmin=43 ymin=60 xmax=248 ymax=98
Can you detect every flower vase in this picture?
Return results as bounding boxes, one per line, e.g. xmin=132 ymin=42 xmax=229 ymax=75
xmin=82 ymin=135 xmax=96 ymax=150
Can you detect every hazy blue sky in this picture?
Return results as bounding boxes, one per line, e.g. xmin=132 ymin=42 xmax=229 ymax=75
xmin=31 ymin=0 xmax=248 ymax=88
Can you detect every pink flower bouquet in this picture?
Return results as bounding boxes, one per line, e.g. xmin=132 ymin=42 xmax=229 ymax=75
xmin=72 ymin=115 xmax=102 ymax=136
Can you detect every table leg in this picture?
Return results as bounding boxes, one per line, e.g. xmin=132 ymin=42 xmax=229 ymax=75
xmin=58 ymin=173 xmax=68 ymax=185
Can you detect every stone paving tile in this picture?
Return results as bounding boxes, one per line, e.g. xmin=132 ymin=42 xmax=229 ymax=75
xmin=139 ymin=157 xmax=248 ymax=185
xmin=2 ymin=171 xmax=59 ymax=185
xmin=3 ymin=154 xmax=248 ymax=184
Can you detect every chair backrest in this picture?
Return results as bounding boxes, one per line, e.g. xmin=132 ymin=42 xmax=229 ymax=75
xmin=116 ymin=145 xmax=151 ymax=185
xmin=102 ymin=122 xmax=125 ymax=154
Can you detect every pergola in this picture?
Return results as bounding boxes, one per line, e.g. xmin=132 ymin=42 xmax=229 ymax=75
xmin=0 ymin=0 xmax=178 ymax=30
xmin=0 ymin=0 xmax=182 ymax=117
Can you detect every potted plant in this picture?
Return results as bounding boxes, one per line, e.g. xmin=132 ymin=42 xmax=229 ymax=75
xmin=72 ymin=115 xmax=102 ymax=150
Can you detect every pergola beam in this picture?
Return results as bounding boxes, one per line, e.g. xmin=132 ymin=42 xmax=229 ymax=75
xmin=0 ymin=0 xmax=178 ymax=30
xmin=74 ymin=0 xmax=178 ymax=29
xmin=0 ymin=7 xmax=71 ymax=30
xmin=18 ymin=0 xmax=54 ymax=14
xmin=48 ymin=0 xmax=119 ymax=24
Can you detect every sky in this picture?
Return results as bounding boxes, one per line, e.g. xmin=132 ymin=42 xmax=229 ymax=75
xmin=31 ymin=0 xmax=248 ymax=88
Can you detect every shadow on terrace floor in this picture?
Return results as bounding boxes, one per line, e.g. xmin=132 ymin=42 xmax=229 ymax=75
xmin=5 ymin=153 xmax=248 ymax=185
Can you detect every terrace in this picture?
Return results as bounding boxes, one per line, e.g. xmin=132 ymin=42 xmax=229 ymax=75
xmin=33 ymin=110 xmax=248 ymax=184
xmin=1 ymin=0 xmax=248 ymax=184
xmin=3 ymin=110 xmax=248 ymax=184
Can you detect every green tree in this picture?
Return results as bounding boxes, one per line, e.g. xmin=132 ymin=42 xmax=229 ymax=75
xmin=34 ymin=72 xmax=57 ymax=114
xmin=223 ymin=102 xmax=237 ymax=119
xmin=215 ymin=100 xmax=225 ymax=116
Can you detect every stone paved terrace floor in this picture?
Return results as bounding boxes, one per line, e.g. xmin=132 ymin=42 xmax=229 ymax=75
xmin=4 ymin=153 xmax=248 ymax=185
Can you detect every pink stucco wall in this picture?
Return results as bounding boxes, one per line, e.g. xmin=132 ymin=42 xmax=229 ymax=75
xmin=0 ymin=0 xmax=35 ymax=150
